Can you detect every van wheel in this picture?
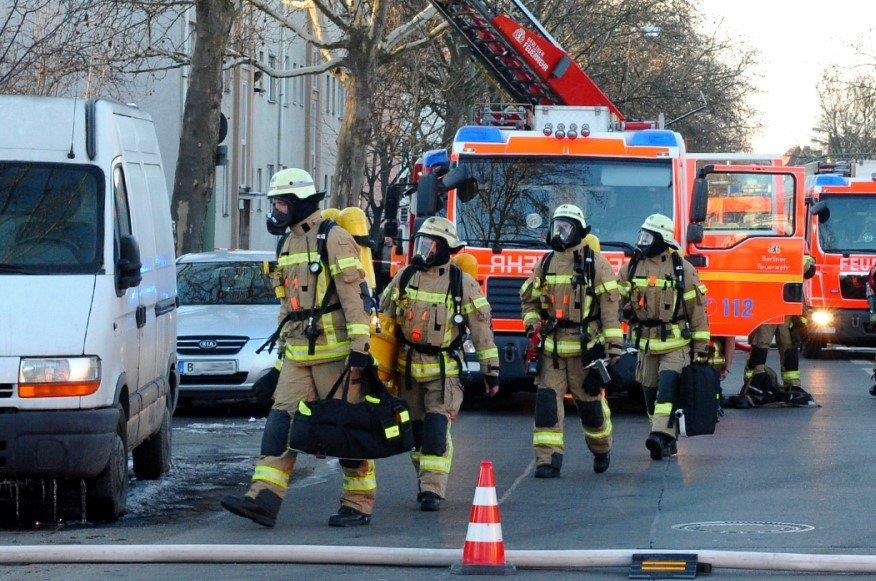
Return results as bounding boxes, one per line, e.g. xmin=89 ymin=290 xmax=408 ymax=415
xmin=132 ymin=408 xmax=172 ymax=480
xmin=86 ymin=406 xmax=128 ymax=522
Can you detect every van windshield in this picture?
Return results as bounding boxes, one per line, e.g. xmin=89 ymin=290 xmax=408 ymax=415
xmin=177 ymin=261 xmax=278 ymax=306
xmin=0 ymin=162 xmax=103 ymax=274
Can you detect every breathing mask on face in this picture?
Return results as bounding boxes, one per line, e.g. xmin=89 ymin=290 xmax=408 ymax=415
xmin=412 ymin=234 xmax=450 ymax=269
xmin=266 ymin=195 xmax=320 ymax=235
xmin=636 ymin=229 xmax=667 ymax=257
xmin=549 ymin=217 xmax=585 ymax=252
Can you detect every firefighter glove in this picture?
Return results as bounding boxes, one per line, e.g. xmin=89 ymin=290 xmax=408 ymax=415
xmin=694 ymin=351 xmax=710 ymax=364
xmin=484 ymin=375 xmax=500 ymax=398
xmin=348 ymin=350 xmax=370 ymax=369
xmin=252 ymin=367 xmax=280 ymax=403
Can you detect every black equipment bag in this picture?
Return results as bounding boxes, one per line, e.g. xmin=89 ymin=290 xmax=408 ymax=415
xmin=608 ymin=350 xmax=639 ymax=390
xmin=289 ymin=364 xmax=414 ymax=459
xmin=674 ymin=363 xmax=720 ymax=437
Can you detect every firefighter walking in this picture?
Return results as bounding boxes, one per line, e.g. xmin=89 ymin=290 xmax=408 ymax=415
xmin=520 ymin=205 xmax=623 ymax=477
xmin=619 ymin=214 xmax=710 ymax=460
xmin=380 ymin=217 xmax=499 ymax=511
xmin=221 ymin=168 xmax=375 ymax=528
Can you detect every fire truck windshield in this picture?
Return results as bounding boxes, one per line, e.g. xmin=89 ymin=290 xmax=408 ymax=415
xmin=819 ymin=195 xmax=876 ymax=254
xmin=454 ymin=156 xmax=672 ymax=249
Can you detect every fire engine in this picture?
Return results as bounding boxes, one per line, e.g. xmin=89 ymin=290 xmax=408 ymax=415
xmin=802 ymin=160 xmax=876 ymax=357
xmin=382 ymin=0 xmax=807 ymax=393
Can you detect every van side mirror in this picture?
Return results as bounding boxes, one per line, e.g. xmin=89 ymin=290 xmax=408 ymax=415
xmin=443 ymin=166 xmax=479 ymax=203
xmin=117 ymin=234 xmax=142 ymax=293
xmin=415 ymin=173 xmax=441 ymax=217
xmin=690 ymin=178 xmax=709 ymax=223
xmin=809 ymin=201 xmax=830 ymax=224
xmin=686 ymin=223 xmax=704 ymax=244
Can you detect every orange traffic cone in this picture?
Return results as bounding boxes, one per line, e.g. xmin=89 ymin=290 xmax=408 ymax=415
xmin=451 ymin=460 xmax=516 ymax=575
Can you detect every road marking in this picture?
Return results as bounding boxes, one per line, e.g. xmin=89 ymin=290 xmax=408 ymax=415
xmin=498 ymin=459 xmax=535 ymax=505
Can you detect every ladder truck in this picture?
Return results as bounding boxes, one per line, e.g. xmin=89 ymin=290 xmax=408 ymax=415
xmin=383 ymin=0 xmax=807 ymax=395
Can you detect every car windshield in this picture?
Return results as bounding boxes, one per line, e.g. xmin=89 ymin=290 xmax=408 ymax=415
xmin=0 ymin=162 xmax=103 ymax=274
xmin=454 ymin=156 xmax=673 ymax=249
xmin=177 ymin=261 xmax=277 ymax=305
xmin=818 ymin=195 xmax=876 ymax=254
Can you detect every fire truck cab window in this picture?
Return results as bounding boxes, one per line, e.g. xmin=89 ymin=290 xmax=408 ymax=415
xmin=818 ymin=195 xmax=876 ymax=254
xmin=698 ymin=172 xmax=796 ymax=249
xmin=455 ymin=157 xmax=672 ymax=248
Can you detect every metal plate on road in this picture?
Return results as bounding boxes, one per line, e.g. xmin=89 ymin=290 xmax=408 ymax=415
xmin=672 ymin=521 xmax=814 ymax=534
xmin=179 ymin=360 xmax=237 ymax=376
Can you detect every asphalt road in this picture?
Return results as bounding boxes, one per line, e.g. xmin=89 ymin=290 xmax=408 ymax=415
xmin=1 ymin=349 xmax=874 ymax=580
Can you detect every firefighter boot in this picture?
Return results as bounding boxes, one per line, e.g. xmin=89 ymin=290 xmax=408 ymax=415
xmin=534 ymin=452 xmax=563 ymax=478
xmin=418 ymin=491 xmax=441 ymax=512
xmin=328 ymin=505 xmax=372 ymax=527
xmin=593 ymin=453 xmax=610 ymax=474
xmin=645 ymin=432 xmax=676 ymax=461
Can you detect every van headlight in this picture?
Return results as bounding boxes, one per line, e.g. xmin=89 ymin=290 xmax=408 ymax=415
xmin=810 ymin=310 xmax=833 ymax=327
xmin=18 ymin=356 xmax=101 ymax=398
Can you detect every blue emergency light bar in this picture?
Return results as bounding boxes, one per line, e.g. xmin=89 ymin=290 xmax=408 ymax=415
xmin=422 ymin=148 xmax=450 ymax=168
xmin=454 ymin=125 xmax=507 ymax=144
xmin=813 ymin=173 xmax=847 ymax=186
xmin=626 ymin=129 xmax=679 ymax=147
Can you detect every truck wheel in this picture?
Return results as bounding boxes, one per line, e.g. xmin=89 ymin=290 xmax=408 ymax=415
xmin=132 ymin=408 xmax=172 ymax=480
xmin=86 ymin=405 xmax=128 ymax=522
xmin=801 ymin=335 xmax=825 ymax=359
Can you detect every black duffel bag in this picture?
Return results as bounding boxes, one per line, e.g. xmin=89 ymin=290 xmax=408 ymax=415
xmin=673 ymin=362 xmax=721 ymax=437
xmin=288 ymin=363 xmax=414 ymax=460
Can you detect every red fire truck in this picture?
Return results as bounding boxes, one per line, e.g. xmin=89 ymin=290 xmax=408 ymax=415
xmin=802 ymin=161 xmax=876 ymax=357
xmin=383 ymin=0 xmax=807 ymax=394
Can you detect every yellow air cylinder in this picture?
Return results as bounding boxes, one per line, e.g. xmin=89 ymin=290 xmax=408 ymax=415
xmin=322 ymin=207 xmax=341 ymax=222
xmin=452 ymin=252 xmax=479 ymax=279
xmin=338 ymin=206 xmax=376 ymax=289
xmin=584 ymin=233 xmax=601 ymax=253
xmin=370 ymin=312 xmax=399 ymax=394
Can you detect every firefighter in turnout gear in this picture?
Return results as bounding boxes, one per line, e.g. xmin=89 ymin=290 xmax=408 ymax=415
xmin=221 ymin=168 xmax=376 ymax=528
xmin=380 ymin=217 xmax=499 ymax=512
xmin=740 ymin=255 xmax=816 ymax=406
xmin=520 ymin=205 xmax=623 ymax=478
xmin=619 ymin=214 xmax=710 ymax=460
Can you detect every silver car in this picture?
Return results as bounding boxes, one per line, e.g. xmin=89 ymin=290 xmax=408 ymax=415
xmin=175 ymin=250 xmax=280 ymax=407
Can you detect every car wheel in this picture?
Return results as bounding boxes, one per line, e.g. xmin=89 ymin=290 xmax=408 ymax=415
xmin=86 ymin=404 xmax=128 ymax=522
xmin=132 ymin=408 xmax=172 ymax=480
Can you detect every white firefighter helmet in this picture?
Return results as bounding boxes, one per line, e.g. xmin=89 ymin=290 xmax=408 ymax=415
xmin=268 ymin=168 xmax=318 ymax=200
xmin=640 ymin=213 xmax=679 ymax=249
xmin=416 ymin=216 xmax=465 ymax=250
xmin=553 ymin=204 xmax=587 ymax=230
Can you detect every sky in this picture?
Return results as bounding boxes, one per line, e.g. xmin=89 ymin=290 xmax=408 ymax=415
xmin=698 ymin=0 xmax=874 ymax=153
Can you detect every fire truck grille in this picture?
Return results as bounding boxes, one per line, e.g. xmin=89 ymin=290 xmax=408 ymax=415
xmin=840 ymin=275 xmax=868 ymax=300
xmin=486 ymin=277 xmax=526 ymax=320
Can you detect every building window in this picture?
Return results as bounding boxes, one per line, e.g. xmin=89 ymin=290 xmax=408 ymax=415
xmin=267 ymin=164 xmax=274 ymax=185
xmin=338 ymin=84 xmax=344 ymax=118
xmin=257 ymin=167 xmax=263 ymax=193
xmin=325 ymin=75 xmax=331 ymax=115
xmin=299 ymin=67 xmax=305 ymax=107
xmin=267 ymin=55 xmax=277 ymax=102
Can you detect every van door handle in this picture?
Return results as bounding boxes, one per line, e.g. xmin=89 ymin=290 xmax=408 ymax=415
xmin=136 ymin=305 xmax=147 ymax=328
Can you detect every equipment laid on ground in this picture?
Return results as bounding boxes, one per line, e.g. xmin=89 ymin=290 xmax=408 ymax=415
xmin=289 ymin=365 xmax=414 ymax=459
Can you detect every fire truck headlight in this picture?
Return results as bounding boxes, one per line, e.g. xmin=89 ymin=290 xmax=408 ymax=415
xmin=811 ymin=310 xmax=834 ymax=327
xmin=542 ymin=123 xmax=553 ymax=136
xmin=581 ymin=123 xmax=590 ymax=137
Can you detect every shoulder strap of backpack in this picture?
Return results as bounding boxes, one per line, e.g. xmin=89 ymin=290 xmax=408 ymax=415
xmin=316 ymin=219 xmax=335 ymax=268
xmin=275 ymin=231 xmax=291 ymax=257
xmin=627 ymin=252 xmax=641 ymax=284
xmin=396 ymin=264 xmax=419 ymax=302
xmin=449 ymin=263 xmax=465 ymax=333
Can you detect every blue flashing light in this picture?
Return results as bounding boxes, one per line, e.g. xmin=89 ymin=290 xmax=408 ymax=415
xmin=454 ymin=125 xmax=507 ymax=144
xmin=813 ymin=173 xmax=847 ymax=186
xmin=627 ymin=129 xmax=679 ymax=147
xmin=422 ymin=148 xmax=449 ymax=168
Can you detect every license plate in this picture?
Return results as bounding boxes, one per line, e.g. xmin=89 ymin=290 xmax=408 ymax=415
xmin=180 ymin=360 xmax=237 ymax=376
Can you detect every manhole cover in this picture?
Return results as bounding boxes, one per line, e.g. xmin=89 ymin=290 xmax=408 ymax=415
xmin=672 ymin=521 xmax=815 ymax=534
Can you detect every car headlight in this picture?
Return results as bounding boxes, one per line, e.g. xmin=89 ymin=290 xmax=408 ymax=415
xmin=811 ymin=310 xmax=833 ymax=327
xmin=18 ymin=356 xmax=101 ymax=398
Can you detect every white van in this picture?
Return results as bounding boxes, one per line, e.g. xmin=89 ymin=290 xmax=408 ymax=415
xmin=0 ymin=96 xmax=177 ymax=521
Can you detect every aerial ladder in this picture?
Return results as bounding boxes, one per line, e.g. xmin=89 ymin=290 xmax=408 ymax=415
xmin=427 ymin=0 xmax=624 ymax=122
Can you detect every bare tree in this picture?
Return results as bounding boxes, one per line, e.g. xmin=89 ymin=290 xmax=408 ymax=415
xmin=814 ymin=70 xmax=876 ymax=159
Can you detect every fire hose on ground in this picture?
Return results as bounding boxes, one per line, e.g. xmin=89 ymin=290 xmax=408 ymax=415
xmin=0 ymin=545 xmax=874 ymax=573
